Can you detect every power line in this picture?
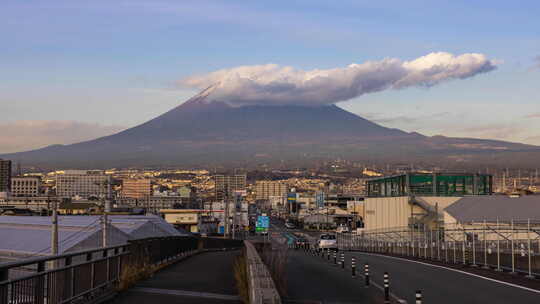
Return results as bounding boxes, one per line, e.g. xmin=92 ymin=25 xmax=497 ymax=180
xmin=22 ymin=218 xmax=101 ymax=258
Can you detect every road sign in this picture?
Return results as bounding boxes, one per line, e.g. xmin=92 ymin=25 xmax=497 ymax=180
xmin=256 ymin=216 xmax=270 ymax=228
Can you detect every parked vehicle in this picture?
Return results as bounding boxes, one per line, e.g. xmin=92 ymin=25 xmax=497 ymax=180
xmin=336 ymin=225 xmax=350 ymax=233
xmin=317 ymin=234 xmax=337 ymax=250
xmin=285 ymin=220 xmax=296 ymax=229
xmin=295 ymin=237 xmax=309 ymax=247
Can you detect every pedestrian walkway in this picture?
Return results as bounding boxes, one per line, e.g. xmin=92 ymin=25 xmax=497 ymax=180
xmin=112 ymin=249 xmax=242 ymax=304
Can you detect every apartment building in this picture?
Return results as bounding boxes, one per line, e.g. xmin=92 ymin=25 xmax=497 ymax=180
xmin=0 ymin=159 xmax=11 ymax=193
xmin=214 ymin=174 xmax=246 ymax=201
xmin=56 ymin=170 xmax=111 ymax=199
xmin=11 ymin=176 xmax=41 ymax=197
xmin=122 ymin=179 xmax=152 ymax=199
xmin=255 ymin=180 xmax=288 ymax=200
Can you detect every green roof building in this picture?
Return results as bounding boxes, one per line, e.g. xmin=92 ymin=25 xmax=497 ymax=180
xmin=366 ymin=172 xmax=493 ymax=197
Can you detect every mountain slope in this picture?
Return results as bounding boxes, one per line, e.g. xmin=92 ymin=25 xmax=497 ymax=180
xmin=2 ymin=93 xmax=539 ymax=169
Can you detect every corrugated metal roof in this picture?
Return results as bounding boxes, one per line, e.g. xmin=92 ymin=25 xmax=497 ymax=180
xmin=0 ymin=215 xmax=187 ymax=258
xmin=444 ymin=195 xmax=540 ymax=223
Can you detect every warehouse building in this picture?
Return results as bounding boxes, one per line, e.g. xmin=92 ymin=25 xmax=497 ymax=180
xmin=0 ymin=215 xmax=186 ymax=263
xmin=362 ymin=172 xmax=493 ymax=231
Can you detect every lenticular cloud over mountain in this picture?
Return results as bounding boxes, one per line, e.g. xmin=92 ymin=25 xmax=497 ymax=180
xmin=179 ymin=52 xmax=496 ymax=106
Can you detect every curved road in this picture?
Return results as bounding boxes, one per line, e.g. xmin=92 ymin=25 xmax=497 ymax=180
xmin=272 ymin=218 xmax=540 ymax=303
xmin=350 ymin=252 xmax=540 ymax=304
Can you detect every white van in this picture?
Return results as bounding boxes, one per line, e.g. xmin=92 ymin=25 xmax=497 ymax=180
xmin=318 ymin=234 xmax=337 ymax=250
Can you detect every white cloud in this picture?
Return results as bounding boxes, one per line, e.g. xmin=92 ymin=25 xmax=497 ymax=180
xmin=0 ymin=121 xmax=125 ymax=153
xmin=178 ymin=52 xmax=497 ymax=107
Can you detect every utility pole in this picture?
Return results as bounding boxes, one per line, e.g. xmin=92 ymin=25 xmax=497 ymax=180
xmin=50 ymin=199 xmax=59 ymax=270
xmin=102 ymin=213 xmax=108 ymax=247
xmin=232 ymin=198 xmax=237 ymax=240
xmin=224 ymin=184 xmax=230 ymax=238
xmin=502 ymin=171 xmax=506 ymax=192
xmin=51 ymin=200 xmax=58 ymax=256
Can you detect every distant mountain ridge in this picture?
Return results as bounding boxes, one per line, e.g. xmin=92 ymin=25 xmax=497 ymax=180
xmin=2 ymin=91 xmax=539 ymax=169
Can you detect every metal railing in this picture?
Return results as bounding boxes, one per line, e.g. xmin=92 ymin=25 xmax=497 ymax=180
xmin=337 ymin=220 xmax=540 ymax=277
xmin=0 ymin=236 xmax=240 ymax=304
xmin=0 ymin=244 xmax=129 ymax=304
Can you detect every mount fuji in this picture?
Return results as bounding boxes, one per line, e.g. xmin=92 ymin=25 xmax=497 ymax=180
xmin=2 ymin=90 xmax=539 ymax=169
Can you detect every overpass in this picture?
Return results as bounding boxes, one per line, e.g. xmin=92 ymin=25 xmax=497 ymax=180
xmin=2 ymin=228 xmax=540 ymax=304
xmin=272 ymin=216 xmax=540 ymax=304
xmin=0 ymin=236 xmax=246 ymax=304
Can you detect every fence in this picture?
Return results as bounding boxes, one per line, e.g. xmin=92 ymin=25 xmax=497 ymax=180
xmin=0 ymin=236 xmax=241 ymax=304
xmin=337 ymin=220 xmax=540 ymax=277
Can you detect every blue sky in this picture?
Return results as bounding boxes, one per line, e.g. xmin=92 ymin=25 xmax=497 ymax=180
xmin=1 ymin=0 xmax=539 ymax=152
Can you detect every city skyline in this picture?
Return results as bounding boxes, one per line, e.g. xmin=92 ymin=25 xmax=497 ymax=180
xmin=1 ymin=1 xmax=540 ymax=153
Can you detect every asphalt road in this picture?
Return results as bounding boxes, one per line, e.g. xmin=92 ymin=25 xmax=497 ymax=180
xmin=283 ymin=249 xmax=390 ymax=304
xmin=271 ymin=219 xmax=390 ymax=303
xmin=350 ymin=251 xmax=540 ymax=304
xmin=112 ymin=250 xmax=242 ymax=304
xmin=272 ymin=217 xmax=540 ymax=303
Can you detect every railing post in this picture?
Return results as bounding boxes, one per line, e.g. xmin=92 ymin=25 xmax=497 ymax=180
xmin=87 ymin=252 xmax=94 ymax=289
xmin=472 ymin=227 xmax=477 ymax=267
xmin=527 ymin=218 xmax=533 ymax=278
xmin=34 ymin=261 xmax=45 ymax=304
xmin=483 ymin=219 xmax=488 ymax=269
xmin=0 ymin=268 xmax=8 ymax=304
xmin=511 ymin=219 xmax=516 ymax=274
xmin=453 ymin=241 xmax=456 ymax=264
xmin=462 ymin=229 xmax=466 ymax=265
xmin=496 ymin=218 xmax=502 ymax=271
xmin=430 ymin=229 xmax=433 ymax=260
xmin=65 ymin=256 xmax=74 ymax=300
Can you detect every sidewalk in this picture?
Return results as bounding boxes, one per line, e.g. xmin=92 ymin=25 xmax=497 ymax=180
xmin=112 ymin=249 xmax=242 ymax=304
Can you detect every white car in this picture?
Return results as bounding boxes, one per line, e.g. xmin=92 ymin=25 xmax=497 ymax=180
xmin=318 ymin=234 xmax=337 ymax=250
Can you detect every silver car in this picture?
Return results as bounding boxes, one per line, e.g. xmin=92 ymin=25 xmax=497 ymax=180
xmin=318 ymin=234 xmax=337 ymax=250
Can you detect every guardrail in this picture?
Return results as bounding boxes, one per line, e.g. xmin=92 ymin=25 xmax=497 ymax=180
xmin=244 ymin=241 xmax=281 ymax=304
xmin=337 ymin=220 xmax=540 ymax=278
xmin=0 ymin=244 xmax=129 ymax=304
xmin=0 ymin=236 xmax=242 ymax=304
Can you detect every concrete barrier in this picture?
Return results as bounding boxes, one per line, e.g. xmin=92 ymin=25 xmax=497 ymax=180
xmin=244 ymin=241 xmax=282 ymax=304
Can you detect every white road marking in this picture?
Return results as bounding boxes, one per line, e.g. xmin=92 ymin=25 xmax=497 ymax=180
xmin=130 ymin=287 xmax=241 ymax=301
xmin=358 ymin=252 xmax=540 ymax=295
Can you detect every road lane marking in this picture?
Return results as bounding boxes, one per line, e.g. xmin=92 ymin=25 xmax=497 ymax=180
xmin=130 ymin=287 xmax=242 ymax=301
xmin=357 ymin=252 xmax=540 ymax=295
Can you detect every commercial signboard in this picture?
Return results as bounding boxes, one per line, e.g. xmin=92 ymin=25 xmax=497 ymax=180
xmin=256 ymin=215 xmax=269 ymax=232
xmin=287 ymin=192 xmax=297 ymax=214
